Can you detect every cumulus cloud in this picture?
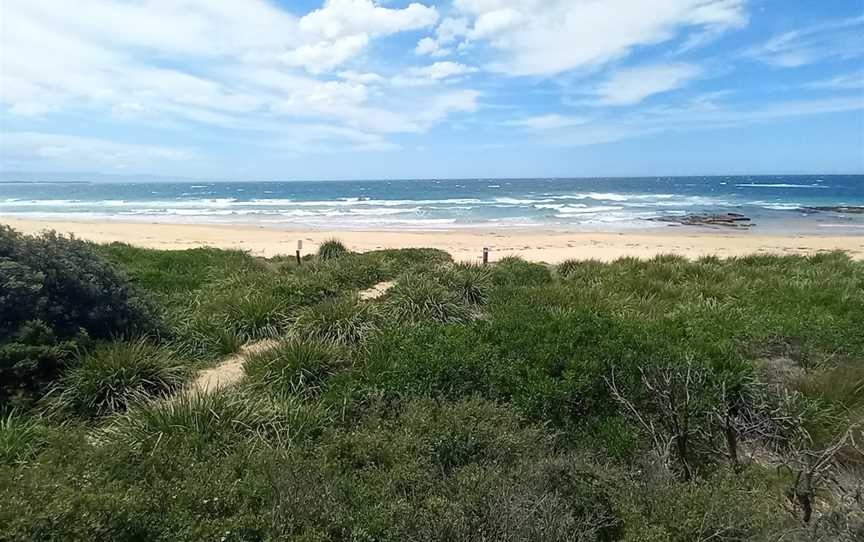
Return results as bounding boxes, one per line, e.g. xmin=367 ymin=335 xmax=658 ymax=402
xmin=410 ymin=62 xmax=478 ymax=80
xmin=0 ymin=0 xmax=476 ymax=157
xmin=424 ymin=0 xmax=747 ymax=76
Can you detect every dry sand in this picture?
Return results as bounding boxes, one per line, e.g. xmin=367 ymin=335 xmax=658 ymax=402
xmin=3 ymin=217 xmax=863 ymax=263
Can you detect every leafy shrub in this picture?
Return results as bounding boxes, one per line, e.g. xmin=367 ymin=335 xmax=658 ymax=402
xmin=292 ymin=296 xmax=380 ymax=345
xmin=0 ymin=227 xmax=159 ymax=341
xmin=1 ymin=227 xmax=160 ymax=408
xmin=318 ymin=238 xmax=349 ymax=261
xmin=55 ymin=340 xmax=187 ymax=418
xmin=243 ymin=338 xmax=343 ymax=396
xmin=385 ymin=274 xmax=470 ymax=324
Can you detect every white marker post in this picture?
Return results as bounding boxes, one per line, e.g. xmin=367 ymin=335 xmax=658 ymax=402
xmin=482 ymin=246 xmax=489 ymax=265
xmin=296 ymin=240 xmax=303 ymax=265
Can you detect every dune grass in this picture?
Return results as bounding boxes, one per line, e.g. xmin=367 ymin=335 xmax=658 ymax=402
xmin=54 ymin=340 xmax=188 ymax=418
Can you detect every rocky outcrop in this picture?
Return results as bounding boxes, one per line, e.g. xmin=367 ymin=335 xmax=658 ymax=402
xmin=801 ymin=206 xmax=864 ymax=214
xmin=650 ymin=212 xmax=754 ymax=228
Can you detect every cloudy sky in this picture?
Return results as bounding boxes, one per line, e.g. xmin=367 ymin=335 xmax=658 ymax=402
xmin=1 ymin=0 xmax=862 ymax=180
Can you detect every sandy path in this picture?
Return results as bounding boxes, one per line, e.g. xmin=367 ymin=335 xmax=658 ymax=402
xmin=359 ymin=281 xmax=395 ymax=300
xmin=187 ymin=281 xmax=395 ymax=394
xmin=189 ymin=339 xmax=278 ymax=394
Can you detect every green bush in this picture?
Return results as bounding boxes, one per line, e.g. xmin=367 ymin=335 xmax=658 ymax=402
xmin=1 ymin=227 xmax=161 ymax=408
xmin=318 ymin=238 xmax=349 ymax=261
xmin=55 ymin=340 xmax=187 ymax=418
xmin=0 ymin=227 xmax=159 ymax=341
xmin=243 ymin=338 xmax=344 ymax=396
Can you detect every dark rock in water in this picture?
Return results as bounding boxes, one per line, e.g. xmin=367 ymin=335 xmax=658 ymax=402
xmin=650 ymin=213 xmax=754 ymax=228
xmin=801 ymin=206 xmax=864 ymax=215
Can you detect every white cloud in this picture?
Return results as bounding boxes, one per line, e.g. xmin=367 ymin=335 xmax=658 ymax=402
xmin=1 ymin=132 xmax=195 ymax=170
xmin=410 ymin=62 xmax=478 ymax=80
xmin=506 ymin=114 xmax=589 ymax=130
xmin=433 ymin=0 xmax=747 ymax=76
xmin=0 ymin=0 xmax=479 ymax=154
xmin=415 ymin=17 xmax=470 ymax=56
xmin=745 ymin=15 xmax=864 ymax=68
xmin=295 ymin=0 xmax=438 ymax=71
xmin=300 ymin=0 xmax=438 ymax=40
xmin=338 ymin=70 xmax=386 ymax=85
xmin=520 ymin=96 xmax=864 ymax=147
xmin=283 ymin=34 xmax=371 ymax=73
xmin=590 ymin=63 xmax=703 ymax=106
xmin=806 ymin=71 xmax=864 ymax=91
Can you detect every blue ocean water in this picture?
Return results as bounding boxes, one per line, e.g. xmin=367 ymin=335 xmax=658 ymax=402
xmin=1 ymin=175 xmax=863 ymax=232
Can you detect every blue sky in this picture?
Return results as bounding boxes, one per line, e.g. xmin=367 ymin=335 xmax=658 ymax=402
xmin=1 ymin=0 xmax=862 ymax=180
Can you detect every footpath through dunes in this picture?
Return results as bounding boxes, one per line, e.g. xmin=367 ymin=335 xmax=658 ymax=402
xmin=186 ymin=280 xmax=397 ymax=395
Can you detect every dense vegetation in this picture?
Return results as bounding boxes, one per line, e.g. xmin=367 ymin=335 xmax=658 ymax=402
xmin=1 ymin=227 xmax=862 ymax=541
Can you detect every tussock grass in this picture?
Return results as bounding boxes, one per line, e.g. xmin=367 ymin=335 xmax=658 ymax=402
xmin=318 ymin=238 xmax=349 ymax=260
xmin=54 ymin=340 xmax=187 ymax=417
xmin=440 ymin=262 xmax=493 ymax=305
xmin=291 ymin=296 xmax=380 ymax=345
xmin=0 ymin=411 xmax=48 ymax=465
xmin=243 ymin=338 xmax=344 ymax=396
xmin=385 ymin=274 xmax=471 ymax=324
xmin=102 ymin=389 xmax=330 ymax=454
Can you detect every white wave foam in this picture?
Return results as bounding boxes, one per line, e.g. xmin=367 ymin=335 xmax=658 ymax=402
xmin=555 ymin=205 xmax=624 ymax=215
xmin=736 ymin=183 xmax=827 ymax=188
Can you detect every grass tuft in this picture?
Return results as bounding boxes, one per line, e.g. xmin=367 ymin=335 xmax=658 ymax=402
xmin=385 ymin=274 xmax=471 ymax=324
xmin=291 ymin=296 xmax=379 ymax=345
xmin=0 ymin=411 xmax=48 ymax=465
xmin=55 ymin=340 xmax=187 ymax=417
xmin=318 ymin=238 xmax=349 ymax=261
xmin=243 ymin=338 xmax=344 ymax=396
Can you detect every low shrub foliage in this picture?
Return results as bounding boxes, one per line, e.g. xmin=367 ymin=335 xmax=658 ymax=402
xmin=2 ymin=238 xmax=862 ymax=540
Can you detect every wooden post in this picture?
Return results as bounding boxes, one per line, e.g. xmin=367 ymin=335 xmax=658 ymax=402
xmin=296 ymin=240 xmax=303 ymax=265
xmin=482 ymin=247 xmax=489 ymax=265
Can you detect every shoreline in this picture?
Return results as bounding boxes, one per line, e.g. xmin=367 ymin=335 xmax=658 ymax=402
xmin=3 ymin=217 xmax=863 ymax=263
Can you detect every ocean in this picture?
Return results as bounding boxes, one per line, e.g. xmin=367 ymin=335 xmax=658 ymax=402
xmin=2 ymin=175 xmax=863 ymax=233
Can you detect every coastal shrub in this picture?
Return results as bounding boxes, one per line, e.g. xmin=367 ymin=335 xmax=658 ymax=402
xmin=291 ymin=296 xmax=380 ymax=346
xmin=1 ymin=227 xmax=160 ymax=408
xmin=358 ymin=323 xmax=498 ymax=398
xmin=318 ymin=238 xmax=349 ymax=260
xmin=0 ymin=227 xmax=160 ymax=341
xmin=55 ymin=340 xmax=187 ymax=418
xmin=243 ymin=338 xmax=344 ymax=396
xmin=491 ymin=255 xmax=552 ymax=287
xmin=385 ymin=274 xmax=471 ymax=324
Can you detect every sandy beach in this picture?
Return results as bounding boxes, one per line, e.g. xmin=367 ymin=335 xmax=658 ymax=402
xmin=4 ymin=217 xmax=863 ymax=263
